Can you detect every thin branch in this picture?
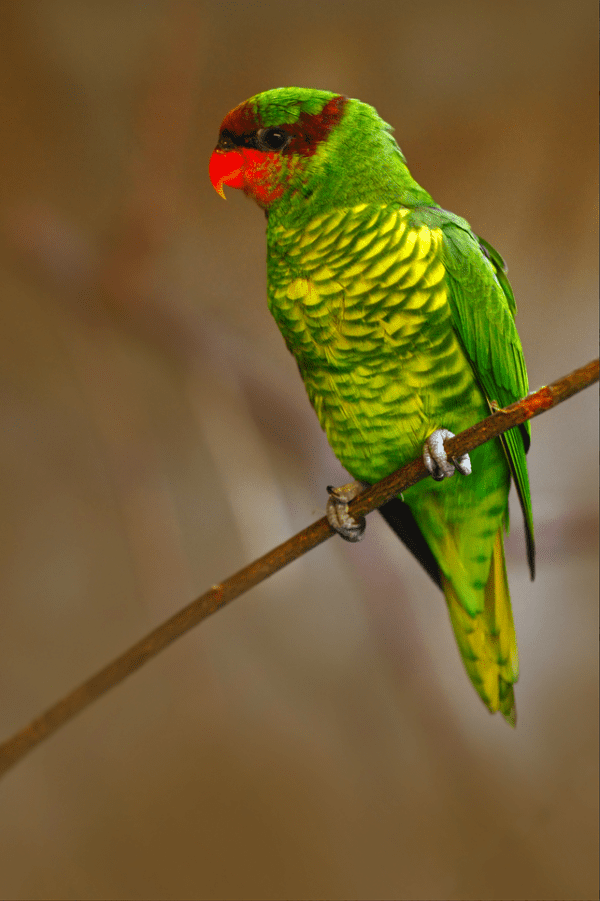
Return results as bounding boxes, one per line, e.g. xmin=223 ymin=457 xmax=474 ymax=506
xmin=0 ymin=358 xmax=597 ymax=778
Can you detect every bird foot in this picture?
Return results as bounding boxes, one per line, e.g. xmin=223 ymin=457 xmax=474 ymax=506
xmin=423 ymin=428 xmax=472 ymax=481
xmin=326 ymin=481 xmax=366 ymax=542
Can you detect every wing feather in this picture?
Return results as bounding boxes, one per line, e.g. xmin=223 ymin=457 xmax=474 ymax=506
xmin=418 ymin=207 xmax=535 ymax=577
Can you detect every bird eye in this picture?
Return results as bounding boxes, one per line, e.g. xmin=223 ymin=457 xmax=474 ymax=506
xmin=257 ymin=128 xmax=290 ymax=151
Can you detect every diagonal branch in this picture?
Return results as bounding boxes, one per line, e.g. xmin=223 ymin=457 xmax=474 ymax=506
xmin=0 ymin=358 xmax=597 ymax=779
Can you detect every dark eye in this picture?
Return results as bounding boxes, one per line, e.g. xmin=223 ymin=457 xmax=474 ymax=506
xmin=257 ymin=127 xmax=290 ymax=151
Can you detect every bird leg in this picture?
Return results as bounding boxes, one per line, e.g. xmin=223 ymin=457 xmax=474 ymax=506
xmin=423 ymin=428 xmax=472 ymax=481
xmin=326 ymin=481 xmax=367 ymax=542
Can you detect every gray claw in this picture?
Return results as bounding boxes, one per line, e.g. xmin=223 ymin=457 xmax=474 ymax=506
xmin=326 ymin=481 xmax=366 ymax=542
xmin=423 ymin=428 xmax=472 ymax=481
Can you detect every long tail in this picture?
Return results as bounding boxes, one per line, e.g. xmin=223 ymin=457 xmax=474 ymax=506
xmin=442 ymin=529 xmax=519 ymax=726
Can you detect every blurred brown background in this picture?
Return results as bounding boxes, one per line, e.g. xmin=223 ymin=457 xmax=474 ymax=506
xmin=0 ymin=2 xmax=597 ymax=899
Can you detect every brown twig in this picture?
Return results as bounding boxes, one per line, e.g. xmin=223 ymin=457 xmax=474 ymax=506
xmin=0 ymin=359 xmax=597 ymax=779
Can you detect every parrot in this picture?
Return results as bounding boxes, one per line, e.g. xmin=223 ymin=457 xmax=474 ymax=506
xmin=209 ymin=87 xmax=534 ymax=725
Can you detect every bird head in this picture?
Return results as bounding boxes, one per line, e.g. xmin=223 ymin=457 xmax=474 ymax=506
xmin=209 ymin=88 xmax=433 ymax=216
xmin=209 ymin=88 xmax=346 ymax=211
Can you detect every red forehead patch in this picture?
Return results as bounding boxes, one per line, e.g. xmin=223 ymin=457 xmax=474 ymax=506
xmin=220 ymin=95 xmax=347 ymax=158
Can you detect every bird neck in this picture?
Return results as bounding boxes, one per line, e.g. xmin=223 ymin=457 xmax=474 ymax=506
xmin=267 ymin=99 xmax=435 ymax=227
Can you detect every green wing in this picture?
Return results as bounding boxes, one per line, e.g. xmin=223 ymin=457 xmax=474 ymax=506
xmin=418 ymin=207 xmax=535 ymax=578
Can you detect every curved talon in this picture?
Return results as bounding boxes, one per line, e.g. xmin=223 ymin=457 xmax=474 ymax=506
xmin=326 ymin=481 xmax=366 ymax=542
xmin=423 ymin=428 xmax=472 ymax=481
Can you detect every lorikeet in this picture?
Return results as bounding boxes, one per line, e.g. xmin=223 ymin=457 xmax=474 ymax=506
xmin=209 ymin=88 xmax=534 ymax=725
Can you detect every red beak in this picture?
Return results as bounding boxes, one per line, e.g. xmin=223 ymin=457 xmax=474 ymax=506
xmin=209 ymin=149 xmax=245 ymax=198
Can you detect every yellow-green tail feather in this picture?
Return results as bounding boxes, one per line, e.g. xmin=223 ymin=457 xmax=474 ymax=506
xmin=443 ymin=529 xmax=518 ymax=726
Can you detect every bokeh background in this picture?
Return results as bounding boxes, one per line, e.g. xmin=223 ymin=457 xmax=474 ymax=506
xmin=0 ymin=3 xmax=597 ymax=899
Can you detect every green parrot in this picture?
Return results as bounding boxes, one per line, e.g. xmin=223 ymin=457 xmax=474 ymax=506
xmin=209 ymin=88 xmax=534 ymax=725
